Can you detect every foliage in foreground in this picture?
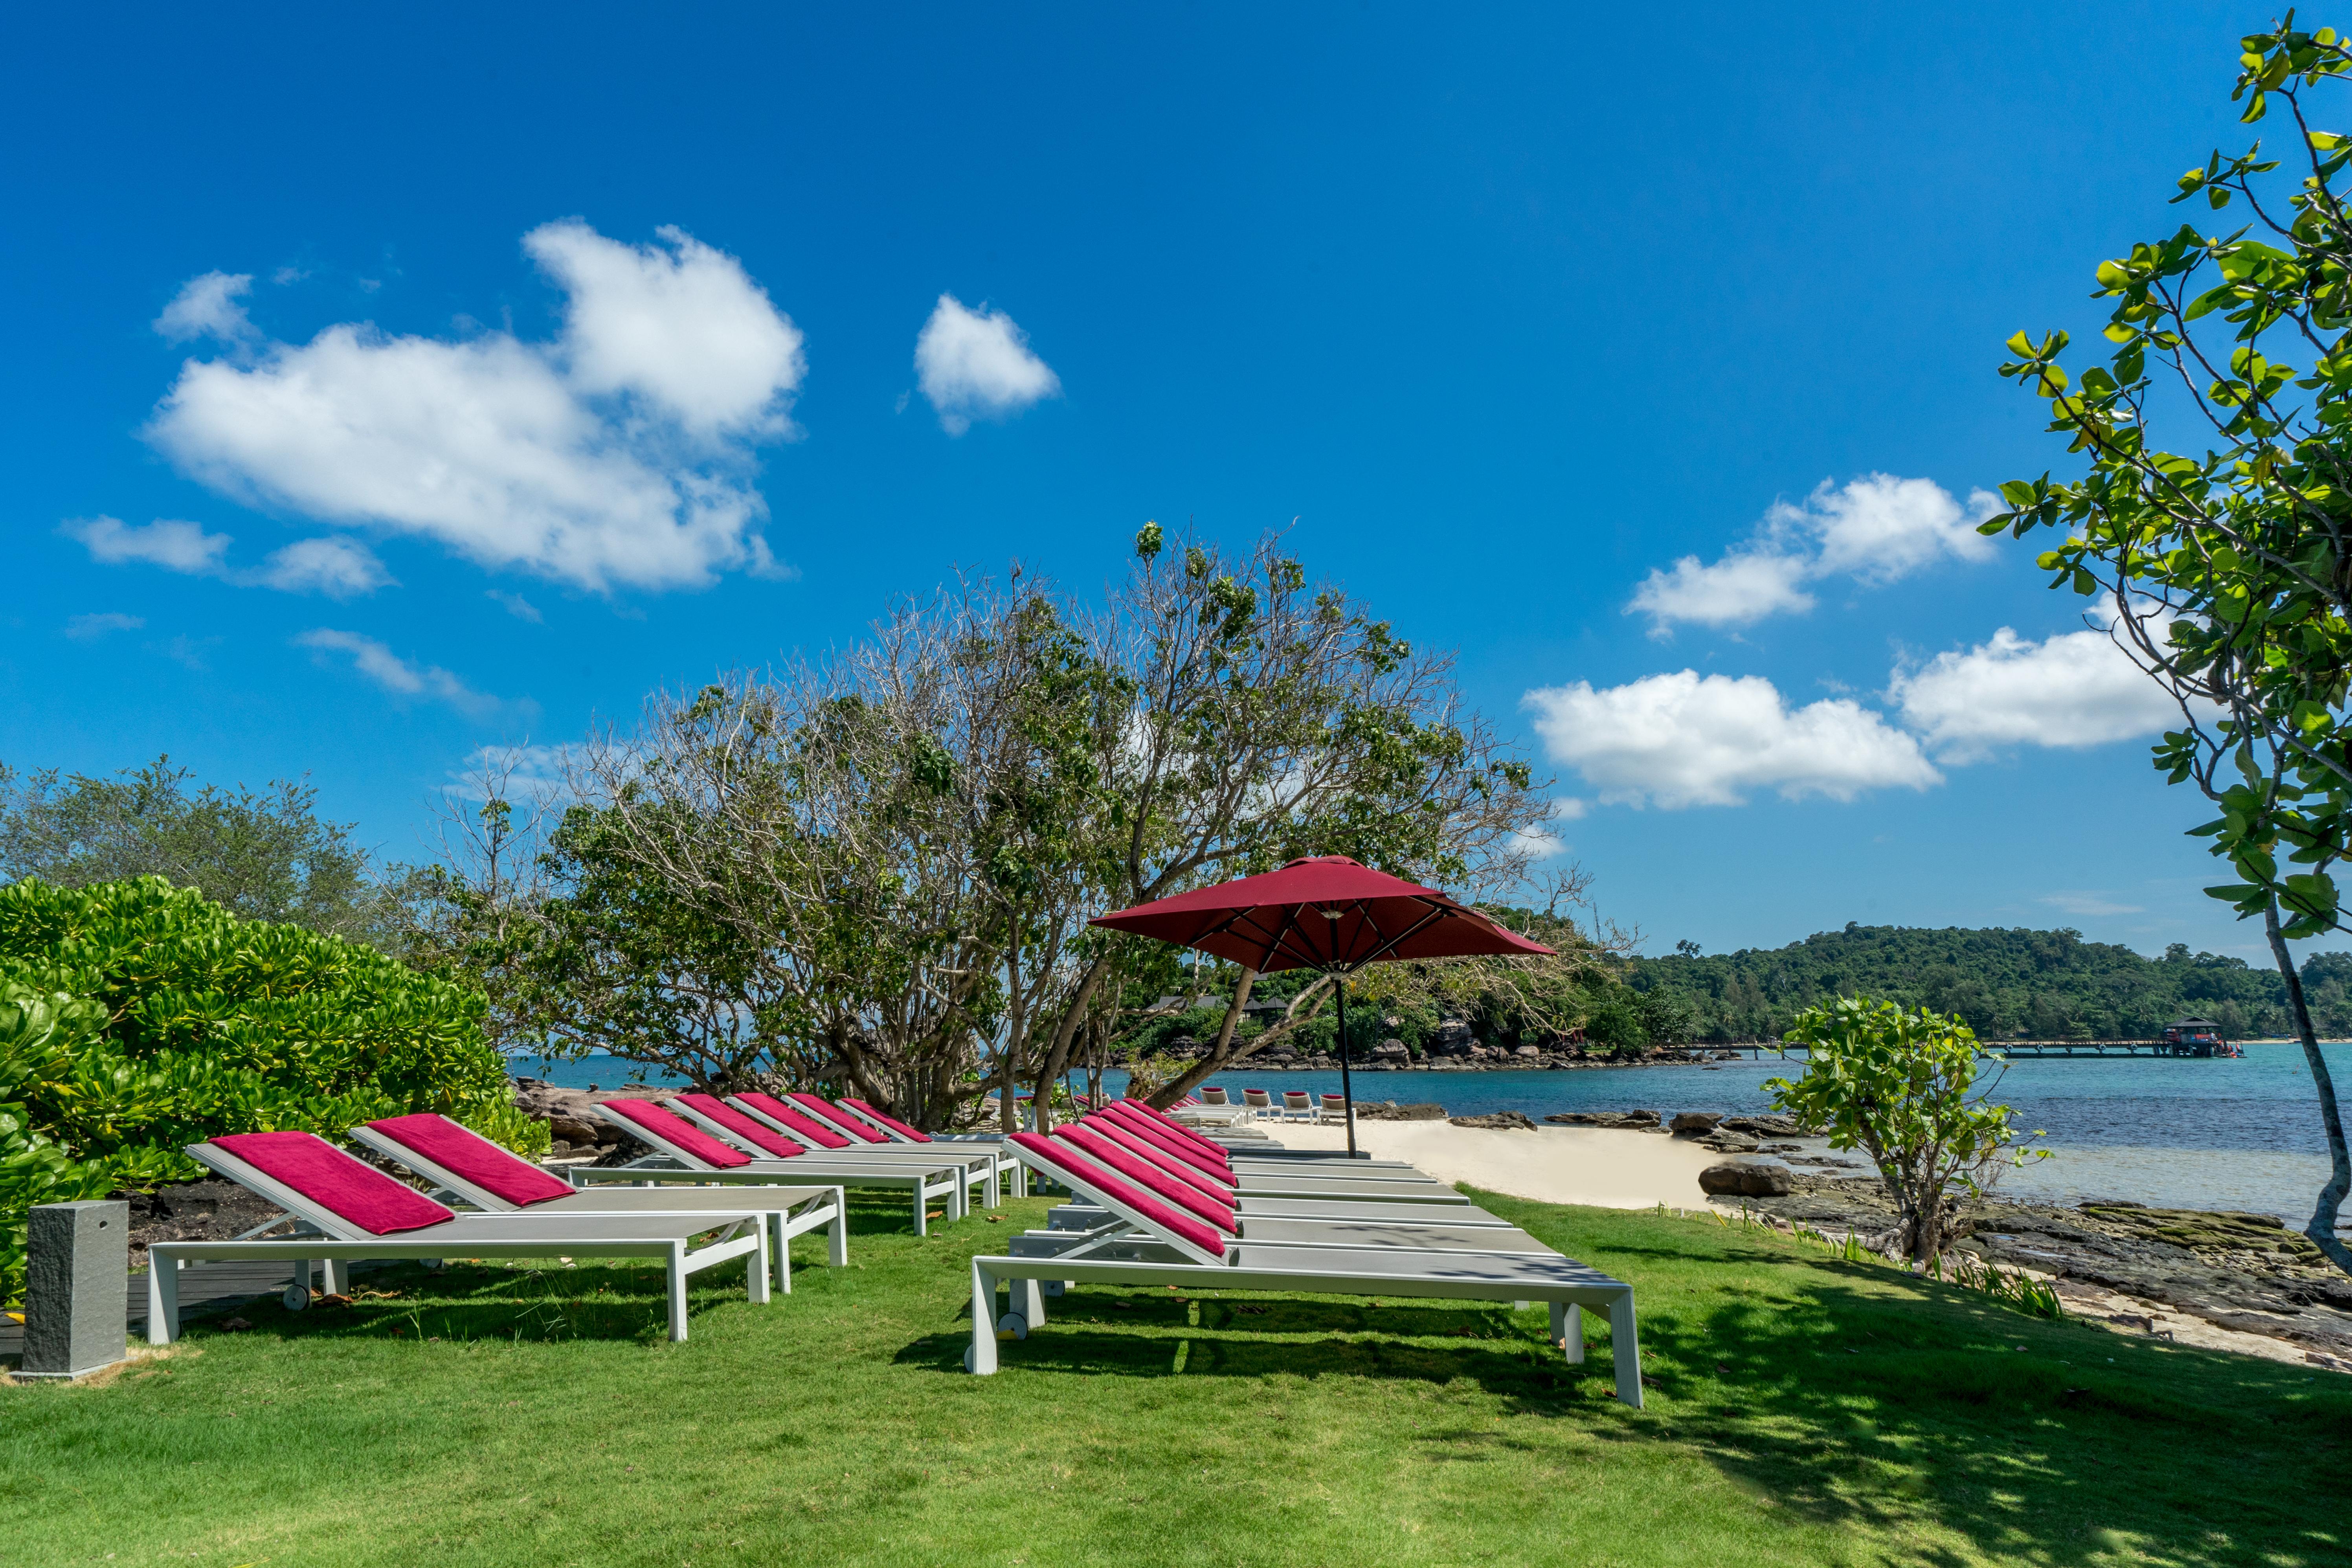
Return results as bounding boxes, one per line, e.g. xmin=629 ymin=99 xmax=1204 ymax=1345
xmin=2 ymin=1195 xmax=2345 ymax=1568
xmin=0 ymin=877 xmax=540 ymax=1302
xmin=1770 ymin=997 xmax=2046 ymax=1265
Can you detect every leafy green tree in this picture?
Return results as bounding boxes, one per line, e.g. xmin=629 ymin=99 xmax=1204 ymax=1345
xmin=1985 ymin=19 xmax=2352 ymax=1267
xmin=0 ymin=756 xmax=385 ymax=943
xmin=1769 ymin=999 xmax=2046 ymax=1267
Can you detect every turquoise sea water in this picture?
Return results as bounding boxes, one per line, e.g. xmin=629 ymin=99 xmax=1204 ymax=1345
xmin=511 ymin=1043 xmax=2352 ymax=1225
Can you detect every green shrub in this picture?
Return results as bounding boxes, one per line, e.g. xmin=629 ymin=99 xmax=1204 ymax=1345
xmin=0 ymin=877 xmax=542 ymax=1302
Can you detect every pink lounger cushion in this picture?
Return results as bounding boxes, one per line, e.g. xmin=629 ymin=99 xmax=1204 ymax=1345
xmin=1010 ymin=1132 xmax=1226 ymax=1260
xmin=734 ymin=1092 xmax=855 ymax=1149
xmin=1055 ymin=1125 xmax=1238 ymax=1234
xmin=211 ymin=1131 xmax=456 ymax=1235
xmin=668 ymin=1094 xmax=808 ymax=1160
xmin=1119 ymin=1098 xmax=1232 ymax=1160
xmin=787 ymin=1093 xmax=890 ymax=1143
xmin=1081 ymin=1115 xmax=1237 ymax=1201
xmin=1100 ymin=1104 xmax=1232 ymax=1181
xmin=365 ymin=1114 xmax=575 ymax=1206
xmin=839 ymin=1097 xmax=931 ymax=1142
xmin=602 ymin=1099 xmax=754 ymax=1168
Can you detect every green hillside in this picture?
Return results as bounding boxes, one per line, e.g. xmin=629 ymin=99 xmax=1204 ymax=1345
xmin=1623 ymin=923 xmax=2352 ymax=1043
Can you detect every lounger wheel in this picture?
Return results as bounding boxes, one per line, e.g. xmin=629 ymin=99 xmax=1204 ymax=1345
xmin=997 ymin=1311 xmax=1029 ymax=1340
xmin=962 ymin=1345 xmax=976 ymax=1372
xmin=283 ymin=1283 xmax=312 ymax=1311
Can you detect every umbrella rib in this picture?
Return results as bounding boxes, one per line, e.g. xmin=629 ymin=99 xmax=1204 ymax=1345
xmin=1343 ymin=899 xmax=1455 ymax=970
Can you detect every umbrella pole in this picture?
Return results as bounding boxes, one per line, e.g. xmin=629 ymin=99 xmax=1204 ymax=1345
xmin=1334 ymin=969 xmax=1357 ymax=1158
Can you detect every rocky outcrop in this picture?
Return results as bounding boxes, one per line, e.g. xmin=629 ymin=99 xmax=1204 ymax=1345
xmin=1669 ymin=1111 xmax=1722 ymax=1138
xmin=1544 ymin=1109 xmax=1661 ymax=1129
xmin=1699 ymin=1160 xmax=1794 ymax=1197
xmin=510 ymin=1077 xmax=656 ymax=1159
xmin=1720 ymin=1114 xmax=1803 ymax=1137
xmin=1354 ymin=1100 xmax=1448 ymax=1121
xmin=1448 ymin=1111 xmax=1538 ymax=1131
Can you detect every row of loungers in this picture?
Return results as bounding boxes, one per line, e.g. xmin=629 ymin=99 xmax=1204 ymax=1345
xmin=964 ymin=1097 xmax=1645 ymax=1406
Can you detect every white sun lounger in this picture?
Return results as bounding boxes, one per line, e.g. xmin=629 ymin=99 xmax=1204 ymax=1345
xmin=1080 ymin=1110 xmax=1467 ymax=1205
xmin=150 ymin=1133 xmax=771 ymax=1344
xmin=969 ymin=1133 xmax=1643 ymax=1406
xmin=666 ymin=1093 xmax=1002 ymax=1213
xmin=347 ymin=1113 xmax=850 ymax=1289
xmin=589 ymin=1099 xmax=966 ymax=1235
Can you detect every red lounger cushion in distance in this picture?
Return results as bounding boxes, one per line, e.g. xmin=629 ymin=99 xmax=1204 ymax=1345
xmin=1009 ymin=1133 xmax=1225 ymax=1260
xmin=734 ymin=1093 xmax=855 ymax=1149
xmin=602 ymin=1099 xmax=754 ymax=1168
xmin=1081 ymin=1115 xmax=1236 ymax=1199
xmin=787 ymin=1092 xmax=890 ymax=1142
xmin=211 ymin=1131 xmax=456 ymax=1236
xmin=365 ymin=1114 xmax=573 ymax=1206
xmin=1054 ymin=1125 xmax=1238 ymax=1234
xmin=1119 ymin=1098 xmax=1232 ymax=1159
xmin=1100 ymin=1104 xmax=1231 ymax=1180
xmin=839 ymin=1097 xmax=931 ymax=1142
xmin=668 ymin=1094 xmax=807 ymax=1160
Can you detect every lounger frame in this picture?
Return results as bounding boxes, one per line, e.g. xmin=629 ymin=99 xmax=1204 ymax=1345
xmin=589 ymin=1104 xmax=964 ymax=1234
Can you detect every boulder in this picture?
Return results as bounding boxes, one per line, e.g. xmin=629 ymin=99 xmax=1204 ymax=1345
xmin=1449 ymin=1111 xmax=1538 ymax=1131
xmin=1719 ymin=1114 xmax=1802 ymax=1137
xmin=1700 ymin=1130 xmax=1762 ymax=1153
xmin=1669 ymin=1111 xmax=1723 ymax=1138
xmin=1544 ymin=1109 xmax=1661 ymax=1129
xmin=1512 ymin=1044 xmax=1544 ymax=1059
xmin=1355 ymin=1101 xmax=1447 ymax=1121
xmin=1370 ymin=1039 xmax=1410 ymax=1060
xmin=1427 ymin=1019 xmax=1477 ymax=1057
xmin=1699 ymin=1160 xmax=1794 ymax=1197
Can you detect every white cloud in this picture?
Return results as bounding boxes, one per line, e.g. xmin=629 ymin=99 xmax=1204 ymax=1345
xmin=914 ymin=294 xmax=1060 ymax=435
xmin=2040 ymin=891 xmax=2145 ymax=917
xmin=487 ymin=589 xmax=543 ymax=623
xmin=61 ymin=514 xmax=389 ymax=599
xmin=1509 ymin=797 xmax=1590 ymax=859
xmin=64 ymin=612 xmax=145 ymax=640
xmin=144 ymin=221 xmax=803 ymax=594
xmin=1889 ymin=624 xmax=2183 ymax=762
xmin=1630 ymin=474 xmax=1999 ymax=632
xmin=446 ymin=742 xmax=586 ymax=805
xmin=295 ymin=629 xmax=509 ymax=719
xmin=1524 ymin=670 xmax=1940 ymax=808
xmin=253 ymin=536 xmax=394 ymax=598
xmin=154 ymin=272 xmax=257 ymax=343
xmin=62 ymin=516 xmax=233 ymax=574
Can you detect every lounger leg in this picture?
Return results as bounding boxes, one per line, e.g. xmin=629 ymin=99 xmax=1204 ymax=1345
xmin=827 ymin=1190 xmax=849 ymax=1267
xmin=147 ymin=1255 xmax=179 ymax=1346
xmin=913 ymin=1184 xmax=928 ymax=1237
xmin=968 ymin=1262 xmax=999 ymax=1375
xmin=667 ymin=1241 xmax=690 ymax=1342
xmin=771 ymin=1214 xmax=791 ymax=1294
xmin=1012 ymin=1275 xmax=1046 ymax=1327
xmin=322 ymin=1259 xmax=348 ymax=1296
xmin=1608 ymin=1293 xmax=1642 ymax=1408
xmin=1552 ymin=1302 xmax=1585 ymax=1364
xmin=749 ymin=1223 xmax=772 ymax=1305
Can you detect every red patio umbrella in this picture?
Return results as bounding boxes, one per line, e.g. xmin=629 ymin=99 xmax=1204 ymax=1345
xmin=1090 ymin=856 xmax=1554 ymax=1155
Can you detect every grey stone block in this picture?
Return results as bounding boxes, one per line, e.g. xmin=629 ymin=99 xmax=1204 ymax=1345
xmin=17 ymin=1201 xmax=130 ymax=1380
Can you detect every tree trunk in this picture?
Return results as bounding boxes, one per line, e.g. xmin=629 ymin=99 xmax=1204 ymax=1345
xmin=2264 ymin=898 xmax=2352 ymax=1274
xmin=998 ymin=933 xmax=1025 ymax=1133
xmin=1028 ymin=954 xmax=1111 ymax=1133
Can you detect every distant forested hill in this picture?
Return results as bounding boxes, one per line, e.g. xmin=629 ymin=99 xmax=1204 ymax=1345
xmin=1621 ymin=923 xmax=2352 ymax=1043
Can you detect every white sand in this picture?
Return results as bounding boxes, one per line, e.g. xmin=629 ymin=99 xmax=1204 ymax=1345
xmin=1250 ymin=1119 xmax=1726 ymax=1210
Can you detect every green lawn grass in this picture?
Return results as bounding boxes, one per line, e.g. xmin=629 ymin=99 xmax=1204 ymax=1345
xmin=4 ymin=1189 xmax=2347 ymax=1568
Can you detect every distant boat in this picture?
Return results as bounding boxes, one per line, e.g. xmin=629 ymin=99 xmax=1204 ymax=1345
xmin=2159 ymin=1018 xmax=2242 ymax=1058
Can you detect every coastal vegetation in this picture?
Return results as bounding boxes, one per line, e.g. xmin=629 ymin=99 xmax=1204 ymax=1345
xmin=1987 ymin=21 xmax=2352 ymax=1268
xmin=4 ymin=1191 xmax=2342 ymax=1566
xmin=0 ymin=877 xmax=535 ymax=1302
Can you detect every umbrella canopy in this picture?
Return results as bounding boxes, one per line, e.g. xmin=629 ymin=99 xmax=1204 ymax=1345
xmin=1091 ymin=856 xmax=1554 ymax=972
xmin=1090 ymin=857 xmax=1554 ymax=1154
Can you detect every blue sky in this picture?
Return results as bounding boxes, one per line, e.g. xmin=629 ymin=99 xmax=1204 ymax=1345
xmin=1 ymin=3 xmax=2308 ymax=960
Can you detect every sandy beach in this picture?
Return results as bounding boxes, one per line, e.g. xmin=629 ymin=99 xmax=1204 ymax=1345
xmin=1255 ymin=1118 xmax=1726 ymax=1209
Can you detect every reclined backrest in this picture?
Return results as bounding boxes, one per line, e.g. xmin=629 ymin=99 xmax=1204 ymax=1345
xmin=1099 ymin=1103 xmax=1231 ymax=1181
xmin=1080 ymin=1114 xmax=1237 ymax=1200
xmin=1008 ymin=1133 xmax=1225 ymax=1263
xmin=203 ymin=1132 xmax=457 ymax=1237
xmin=1117 ymin=1098 xmax=1232 ymax=1160
xmin=667 ymin=1094 xmax=808 ymax=1159
xmin=731 ymin=1093 xmax=856 ymax=1149
xmin=597 ymin=1099 xmax=755 ymax=1168
xmin=786 ymin=1093 xmax=891 ymax=1143
xmin=840 ymin=1097 xmax=932 ymax=1142
xmin=360 ymin=1114 xmax=575 ymax=1207
xmin=1054 ymin=1124 xmax=1238 ymax=1234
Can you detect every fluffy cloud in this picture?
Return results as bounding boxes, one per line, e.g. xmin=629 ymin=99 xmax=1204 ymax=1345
xmin=61 ymin=515 xmax=391 ymax=599
xmin=1630 ymin=475 xmax=1999 ymax=634
xmin=2041 ymin=890 xmax=2145 ymax=917
xmin=144 ymin=222 xmax=803 ymax=593
xmin=295 ymin=629 xmax=509 ymax=719
xmin=1508 ymin=797 xmax=1590 ymax=859
xmin=64 ymin=612 xmax=146 ymax=641
xmin=914 ymin=295 xmax=1060 ymax=435
xmin=153 ymin=272 xmax=257 ymax=343
xmin=1888 ymin=624 xmax=2182 ymax=762
xmin=1523 ymin=670 xmax=1941 ymax=808
xmin=486 ymin=589 xmax=543 ymax=623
